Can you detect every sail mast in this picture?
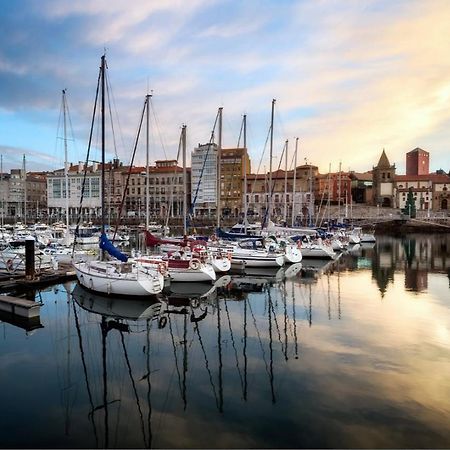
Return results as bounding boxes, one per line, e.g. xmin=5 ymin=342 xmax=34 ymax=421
xmin=23 ymin=154 xmax=27 ymax=224
xmin=291 ymin=138 xmax=298 ymax=227
xmin=284 ymin=139 xmax=288 ymax=224
xmin=268 ymin=99 xmax=275 ymax=226
xmin=145 ymin=94 xmax=151 ymax=231
xmin=182 ymin=125 xmax=187 ymax=236
xmin=327 ymin=163 xmax=331 ymax=227
xmin=101 ymin=55 xmax=106 ymax=259
xmin=62 ymin=90 xmax=70 ymax=230
xmin=243 ymin=114 xmax=247 ymax=234
xmin=216 ymin=107 xmax=223 ymax=229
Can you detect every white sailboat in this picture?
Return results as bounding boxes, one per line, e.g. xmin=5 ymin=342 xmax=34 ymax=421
xmin=139 ymin=122 xmax=217 ymax=282
xmin=74 ymin=55 xmax=163 ymax=296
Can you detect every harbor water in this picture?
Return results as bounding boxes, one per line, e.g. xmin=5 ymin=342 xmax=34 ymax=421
xmin=0 ymin=234 xmax=449 ymax=448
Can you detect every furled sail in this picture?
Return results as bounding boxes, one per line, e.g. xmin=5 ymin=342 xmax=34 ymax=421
xmin=99 ymin=233 xmax=128 ymax=262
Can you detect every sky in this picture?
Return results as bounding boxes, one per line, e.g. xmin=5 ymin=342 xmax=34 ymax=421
xmin=0 ymin=0 xmax=449 ymax=175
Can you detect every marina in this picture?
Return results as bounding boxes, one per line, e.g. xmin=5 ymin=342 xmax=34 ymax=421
xmin=0 ymin=233 xmax=448 ymax=448
xmin=1 ymin=4 xmax=450 ymax=448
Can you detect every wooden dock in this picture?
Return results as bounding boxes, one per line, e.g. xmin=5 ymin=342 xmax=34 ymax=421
xmin=0 ymin=295 xmax=42 ymax=318
xmin=0 ymin=266 xmax=77 ymax=292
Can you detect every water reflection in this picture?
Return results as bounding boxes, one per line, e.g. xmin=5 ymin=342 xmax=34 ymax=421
xmin=0 ymin=234 xmax=449 ymax=448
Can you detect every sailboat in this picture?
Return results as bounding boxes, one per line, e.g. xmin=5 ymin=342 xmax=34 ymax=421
xmin=73 ymin=55 xmax=164 ymax=296
xmin=139 ymin=121 xmax=218 ymax=282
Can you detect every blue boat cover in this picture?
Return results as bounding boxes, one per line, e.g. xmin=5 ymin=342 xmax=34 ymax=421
xmin=99 ymin=233 xmax=128 ymax=262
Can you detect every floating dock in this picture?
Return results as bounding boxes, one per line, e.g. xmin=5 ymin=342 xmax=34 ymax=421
xmin=0 ymin=295 xmax=42 ymax=318
xmin=0 ymin=266 xmax=77 ymax=292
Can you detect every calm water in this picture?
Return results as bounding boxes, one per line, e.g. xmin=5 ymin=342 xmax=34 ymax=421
xmin=0 ymin=234 xmax=449 ymax=449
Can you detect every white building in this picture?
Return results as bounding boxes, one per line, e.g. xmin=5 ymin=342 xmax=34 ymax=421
xmin=190 ymin=143 xmax=218 ymax=217
xmin=47 ymin=162 xmax=101 ymax=222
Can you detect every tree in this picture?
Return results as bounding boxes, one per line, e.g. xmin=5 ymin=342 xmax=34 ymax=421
xmin=402 ymin=187 xmax=416 ymax=218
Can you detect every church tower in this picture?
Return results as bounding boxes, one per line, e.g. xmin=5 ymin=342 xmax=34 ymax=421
xmin=372 ymin=149 xmax=396 ymax=207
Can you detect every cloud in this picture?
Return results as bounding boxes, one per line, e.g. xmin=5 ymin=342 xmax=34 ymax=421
xmin=0 ymin=0 xmax=449 ymax=173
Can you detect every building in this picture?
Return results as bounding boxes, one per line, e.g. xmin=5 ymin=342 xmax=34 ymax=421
xmin=395 ymin=149 xmax=450 ymax=213
xmin=406 ymin=148 xmax=429 ymax=176
xmin=246 ymin=164 xmax=318 ymax=225
xmin=0 ymin=169 xmax=47 ymax=222
xmin=315 ymin=171 xmax=352 ymax=205
xmin=26 ymin=172 xmax=47 ymax=220
xmin=141 ymin=160 xmax=190 ymax=219
xmin=220 ymin=147 xmax=250 ymax=218
xmin=349 ymin=171 xmax=373 ymax=204
xmin=48 ymin=158 xmax=191 ymax=222
xmin=47 ymin=161 xmax=102 ymax=222
xmin=372 ymin=149 xmax=396 ymax=207
xmin=191 ymin=143 xmax=218 ymax=217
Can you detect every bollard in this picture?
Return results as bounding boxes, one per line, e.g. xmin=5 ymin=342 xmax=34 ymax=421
xmin=25 ymin=237 xmax=35 ymax=280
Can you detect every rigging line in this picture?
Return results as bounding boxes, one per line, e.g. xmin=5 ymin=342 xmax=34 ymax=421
xmin=247 ymin=297 xmax=270 ymax=379
xmin=71 ymin=299 xmax=99 ymax=447
xmin=111 ymin=97 xmax=146 ymax=243
xmin=262 ymin=139 xmax=287 ymax=227
xmin=249 ymin=126 xmax=270 ymax=196
xmin=223 ymin=297 xmax=244 ymax=396
xmin=193 ymin=321 xmax=220 ymax=410
xmin=66 ymin=97 xmax=79 ymax=163
xmin=188 ymin=109 xmax=220 ymax=222
xmin=54 ymin=93 xmax=64 ymax=163
xmin=105 ymin=67 xmax=125 ymax=159
xmin=237 ymin=115 xmax=244 ymax=148
xmin=119 ymin=330 xmax=148 ymax=448
xmin=164 ymin=128 xmax=183 ymax=232
xmin=72 ymin=64 xmax=101 ymax=253
xmin=149 ymin=97 xmax=169 ymax=160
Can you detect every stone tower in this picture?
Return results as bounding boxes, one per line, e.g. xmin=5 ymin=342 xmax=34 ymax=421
xmin=372 ymin=149 xmax=396 ymax=207
xmin=406 ymin=147 xmax=429 ymax=175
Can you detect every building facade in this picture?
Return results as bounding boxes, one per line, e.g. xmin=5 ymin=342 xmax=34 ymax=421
xmin=191 ymin=143 xmax=218 ymax=217
xmin=123 ymin=160 xmax=190 ymax=219
xmin=220 ymin=147 xmax=250 ymax=218
xmin=406 ymin=147 xmax=429 ymax=176
xmin=246 ymin=164 xmax=318 ymax=225
xmin=0 ymin=169 xmax=47 ymax=222
xmin=47 ymin=162 xmax=102 ymax=222
xmin=372 ymin=149 xmax=396 ymax=207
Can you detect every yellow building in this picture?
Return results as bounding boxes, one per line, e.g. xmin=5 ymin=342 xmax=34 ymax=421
xmin=219 ymin=147 xmax=250 ymax=218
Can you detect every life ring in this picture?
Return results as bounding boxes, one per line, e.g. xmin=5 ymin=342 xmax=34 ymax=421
xmin=189 ymin=258 xmax=200 ymax=270
xmin=158 ymin=316 xmax=168 ymax=329
xmin=193 ymin=245 xmax=204 ymax=254
xmin=158 ymin=262 xmax=167 ymax=275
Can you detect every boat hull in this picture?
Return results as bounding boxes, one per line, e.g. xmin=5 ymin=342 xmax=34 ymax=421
xmin=74 ymin=261 xmax=164 ymax=296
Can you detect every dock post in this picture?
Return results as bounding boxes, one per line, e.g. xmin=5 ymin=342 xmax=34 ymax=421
xmin=25 ymin=237 xmax=35 ymax=280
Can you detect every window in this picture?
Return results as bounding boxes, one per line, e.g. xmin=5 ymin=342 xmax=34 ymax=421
xmin=90 ymin=178 xmax=100 ymax=197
